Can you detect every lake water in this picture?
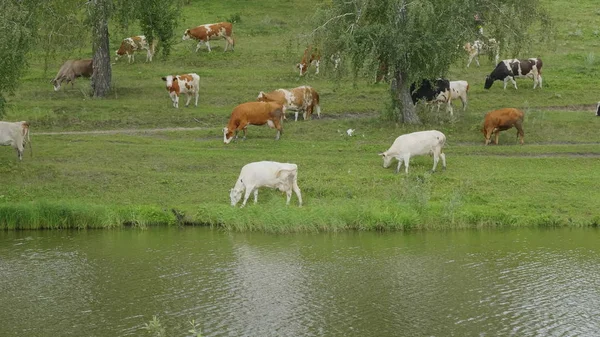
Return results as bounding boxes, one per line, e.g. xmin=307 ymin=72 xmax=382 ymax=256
xmin=1 ymin=227 xmax=599 ymax=336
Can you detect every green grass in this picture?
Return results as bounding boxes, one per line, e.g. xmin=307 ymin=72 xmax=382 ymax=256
xmin=1 ymin=0 xmax=600 ymax=231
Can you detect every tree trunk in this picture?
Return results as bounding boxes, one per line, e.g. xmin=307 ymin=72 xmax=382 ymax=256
xmin=91 ymin=0 xmax=111 ymax=98
xmin=393 ymin=70 xmax=420 ymax=124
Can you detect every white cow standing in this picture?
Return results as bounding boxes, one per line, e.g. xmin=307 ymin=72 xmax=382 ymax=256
xmin=379 ymin=130 xmax=447 ymax=174
xmin=161 ymin=73 xmax=200 ymax=108
xmin=0 ymin=121 xmax=31 ymax=160
xmin=230 ymin=161 xmax=303 ymax=207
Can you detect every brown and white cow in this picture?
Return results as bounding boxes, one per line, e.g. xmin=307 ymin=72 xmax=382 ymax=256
xmin=0 ymin=121 xmax=31 ymax=161
xmin=481 ymin=108 xmax=524 ymax=145
xmin=115 ymin=35 xmax=155 ymax=63
xmin=223 ymin=102 xmax=286 ymax=144
xmin=50 ymin=59 xmax=93 ymax=91
xmin=182 ymin=22 xmax=234 ymax=52
xmin=161 ymin=73 xmax=200 ymax=108
xmin=484 ymin=58 xmax=543 ymax=90
xmin=296 ymin=46 xmax=320 ymax=76
xmin=257 ymin=86 xmax=321 ymax=121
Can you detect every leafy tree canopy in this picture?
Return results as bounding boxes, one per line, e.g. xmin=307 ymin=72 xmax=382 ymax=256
xmin=313 ymin=0 xmax=551 ymax=123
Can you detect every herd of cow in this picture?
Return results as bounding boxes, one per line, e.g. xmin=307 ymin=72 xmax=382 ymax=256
xmin=0 ymin=22 xmax=558 ymax=207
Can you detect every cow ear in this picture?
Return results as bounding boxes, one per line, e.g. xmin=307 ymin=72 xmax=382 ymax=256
xmin=161 ymin=77 xmax=167 ymax=81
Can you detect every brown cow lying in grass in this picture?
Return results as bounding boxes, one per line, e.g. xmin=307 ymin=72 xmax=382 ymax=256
xmin=223 ymin=102 xmax=286 ymax=144
xmin=481 ymin=108 xmax=525 ymax=145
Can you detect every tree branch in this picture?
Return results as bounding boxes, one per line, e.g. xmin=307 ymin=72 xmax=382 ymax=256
xmin=311 ymin=12 xmax=354 ymax=35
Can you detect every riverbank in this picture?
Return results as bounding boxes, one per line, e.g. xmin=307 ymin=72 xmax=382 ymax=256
xmin=2 ymin=0 xmax=600 ymax=231
xmin=2 ymin=115 xmax=599 ymax=232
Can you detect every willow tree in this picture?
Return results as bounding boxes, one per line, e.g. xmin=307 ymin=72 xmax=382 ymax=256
xmin=87 ymin=0 xmax=181 ymax=97
xmin=314 ymin=0 xmax=551 ymax=124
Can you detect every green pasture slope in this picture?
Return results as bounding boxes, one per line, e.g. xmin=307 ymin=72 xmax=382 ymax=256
xmin=1 ymin=0 xmax=600 ymax=231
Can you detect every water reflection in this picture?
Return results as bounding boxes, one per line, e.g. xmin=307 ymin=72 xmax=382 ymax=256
xmin=1 ymin=228 xmax=599 ymax=336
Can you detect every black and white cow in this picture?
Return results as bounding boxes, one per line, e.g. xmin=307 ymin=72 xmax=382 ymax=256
xmin=484 ymin=58 xmax=543 ymax=90
xmin=410 ymin=79 xmax=453 ymax=115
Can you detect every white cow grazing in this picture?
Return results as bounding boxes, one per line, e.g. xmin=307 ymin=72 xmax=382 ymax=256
xmin=437 ymin=80 xmax=469 ymax=112
xmin=0 ymin=121 xmax=31 ymax=160
xmin=379 ymin=130 xmax=446 ymax=174
xmin=230 ymin=161 xmax=303 ymax=207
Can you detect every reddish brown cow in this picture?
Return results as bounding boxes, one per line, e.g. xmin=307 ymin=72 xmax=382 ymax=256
xmin=223 ymin=102 xmax=286 ymax=144
xmin=182 ymin=22 xmax=234 ymax=52
xmin=296 ymin=46 xmax=320 ymax=76
xmin=481 ymin=108 xmax=524 ymax=145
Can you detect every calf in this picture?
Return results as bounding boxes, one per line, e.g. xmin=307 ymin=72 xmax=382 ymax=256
xmin=484 ymin=58 xmax=543 ymax=90
xmin=223 ymin=101 xmax=286 ymax=143
xmin=230 ymin=161 xmax=302 ymax=207
xmin=115 ymin=35 xmax=155 ymax=63
xmin=296 ymin=46 xmax=320 ymax=76
xmin=182 ymin=22 xmax=234 ymax=52
xmin=161 ymin=73 xmax=200 ymax=108
xmin=0 ymin=121 xmax=31 ymax=161
xmin=257 ymin=86 xmax=321 ymax=121
xmin=481 ymin=108 xmax=524 ymax=145
xmin=438 ymin=80 xmax=469 ymax=112
xmin=50 ymin=59 xmax=93 ymax=91
xmin=410 ymin=79 xmax=453 ymax=115
xmin=464 ymin=38 xmax=500 ymax=68
xmin=379 ymin=130 xmax=447 ymax=174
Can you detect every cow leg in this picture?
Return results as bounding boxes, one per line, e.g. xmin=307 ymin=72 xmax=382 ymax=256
xmin=494 ymin=130 xmax=500 ymax=145
xmin=16 ymin=147 xmax=23 ymax=161
xmin=285 ymin=189 xmax=292 ymax=205
xmin=461 ymin=94 xmax=468 ymax=111
xmin=241 ymin=186 xmax=254 ymax=207
xmin=394 ymin=158 xmax=404 ymax=174
xmin=305 ymin=105 xmax=313 ymax=120
xmin=447 ymin=101 xmax=454 ymax=116
xmin=403 ymin=154 xmax=411 ymax=174
xmin=194 ymin=91 xmax=199 ymax=107
xmin=510 ymin=77 xmax=518 ymax=90
xmin=274 ymin=120 xmax=282 ymax=140
xmin=466 ymin=55 xmax=473 ymax=68
xmin=205 ymin=41 xmax=212 ymax=52
xmin=503 ymin=77 xmax=509 ymax=90
xmin=295 ymin=110 xmax=299 ymax=122
xmin=185 ymin=93 xmax=192 ymax=107
xmin=538 ymin=75 xmax=543 ymax=89
xmin=292 ymin=180 xmax=303 ymax=206
xmin=440 ymin=152 xmax=447 ymax=171
xmin=173 ymin=94 xmax=179 ymax=108
xmin=313 ymin=60 xmax=320 ymax=74
xmin=474 ymin=55 xmax=480 ymax=67
xmin=253 ymin=189 xmax=259 ymax=204
xmin=431 ymin=149 xmax=440 ymax=173
xmin=515 ymin=121 xmax=525 ymax=145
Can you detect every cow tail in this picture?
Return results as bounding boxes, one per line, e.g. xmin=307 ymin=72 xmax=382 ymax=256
xmin=466 ymin=83 xmax=470 ymax=93
xmin=150 ymin=39 xmax=157 ymax=56
xmin=23 ymin=122 xmax=32 ymax=158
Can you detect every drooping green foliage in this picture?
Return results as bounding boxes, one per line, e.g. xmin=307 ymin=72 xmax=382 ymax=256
xmin=114 ymin=0 xmax=181 ymax=58
xmin=313 ymin=0 xmax=552 ymax=123
xmin=0 ymin=0 xmax=37 ymax=117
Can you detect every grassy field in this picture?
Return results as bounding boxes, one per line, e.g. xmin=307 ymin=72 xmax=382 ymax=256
xmin=1 ymin=0 xmax=600 ymax=231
